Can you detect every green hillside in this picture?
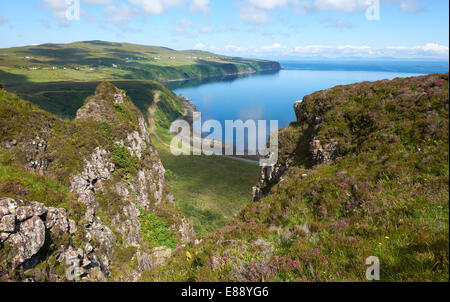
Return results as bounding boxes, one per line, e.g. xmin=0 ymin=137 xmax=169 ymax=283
xmin=0 ymin=41 xmax=281 ymax=85
xmin=145 ymin=73 xmax=449 ymax=282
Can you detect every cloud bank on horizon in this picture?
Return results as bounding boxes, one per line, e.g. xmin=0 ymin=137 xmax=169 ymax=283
xmin=0 ymin=0 xmax=448 ymax=59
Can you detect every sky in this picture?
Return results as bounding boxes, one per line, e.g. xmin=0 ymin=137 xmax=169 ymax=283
xmin=0 ymin=0 xmax=449 ymax=60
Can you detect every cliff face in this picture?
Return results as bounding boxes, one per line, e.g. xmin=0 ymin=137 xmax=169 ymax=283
xmin=147 ymin=73 xmax=449 ymax=282
xmin=0 ymin=82 xmax=193 ymax=281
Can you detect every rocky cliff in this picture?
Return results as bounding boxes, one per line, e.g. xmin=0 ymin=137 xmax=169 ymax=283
xmin=0 ymin=82 xmax=194 ymax=281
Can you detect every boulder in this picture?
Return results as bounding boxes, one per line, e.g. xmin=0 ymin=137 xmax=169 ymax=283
xmin=7 ymin=216 xmax=45 ymax=267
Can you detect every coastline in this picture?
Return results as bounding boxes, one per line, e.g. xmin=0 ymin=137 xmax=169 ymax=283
xmin=161 ymin=66 xmax=282 ymax=83
xmin=175 ymin=95 xmax=260 ymax=164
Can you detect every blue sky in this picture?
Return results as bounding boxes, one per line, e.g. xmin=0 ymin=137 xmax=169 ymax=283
xmin=0 ymin=0 xmax=448 ymax=59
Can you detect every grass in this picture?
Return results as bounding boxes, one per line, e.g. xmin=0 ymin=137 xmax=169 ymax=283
xmin=0 ymin=41 xmax=280 ymax=85
xmin=151 ymin=132 xmax=260 ymax=235
xmin=138 ymin=205 xmax=178 ymax=249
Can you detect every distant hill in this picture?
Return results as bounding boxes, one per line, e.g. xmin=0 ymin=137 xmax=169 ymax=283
xmin=0 ymin=41 xmax=281 ymax=85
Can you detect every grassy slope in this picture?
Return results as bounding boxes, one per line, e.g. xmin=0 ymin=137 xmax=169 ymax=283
xmin=144 ymin=73 xmax=449 ymax=282
xmin=152 ymin=135 xmax=260 ymax=235
xmin=0 ymin=41 xmax=281 ymax=85
xmin=2 ymin=78 xmax=260 ymax=236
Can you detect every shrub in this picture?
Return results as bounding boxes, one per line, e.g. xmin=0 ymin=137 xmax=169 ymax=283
xmin=138 ymin=206 xmax=178 ymax=249
xmin=110 ymin=144 xmax=138 ymax=174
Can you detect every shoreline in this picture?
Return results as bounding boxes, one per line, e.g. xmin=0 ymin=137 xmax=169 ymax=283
xmin=176 ymin=95 xmax=260 ymax=164
xmin=161 ymin=66 xmax=282 ymax=83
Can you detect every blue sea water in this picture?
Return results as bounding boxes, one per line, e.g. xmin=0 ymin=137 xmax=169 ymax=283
xmin=168 ymin=60 xmax=449 ymax=147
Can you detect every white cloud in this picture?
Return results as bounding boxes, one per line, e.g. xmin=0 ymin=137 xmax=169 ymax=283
xmin=248 ymin=0 xmax=295 ymax=10
xmin=320 ymin=17 xmax=353 ymax=28
xmin=128 ymin=0 xmax=210 ymax=14
xmin=190 ymin=0 xmax=211 ymax=12
xmin=310 ymin=0 xmax=370 ymax=13
xmin=42 ymin=0 xmax=77 ymax=26
xmin=82 ymin=0 xmax=115 ymax=4
xmin=194 ymin=42 xmax=207 ymax=50
xmin=104 ymin=4 xmax=135 ymax=24
xmin=240 ymin=6 xmax=270 ymax=25
xmin=239 ymin=0 xmax=425 ymax=24
xmin=173 ymin=19 xmax=194 ymax=37
xmin=41 ymin=0 xmax=211 ymax=26
xmin=385 ymin=43 xmax=449 ymax=57
xmin=295 ymin=43 xmax=450 ymax=58
xmin=193 ymin=42 xmax=449 ymax=59
xmin=388 ymin=0 xmax=422 ymax=12
xmin=128 ymin=0 xmax=183 ymax=14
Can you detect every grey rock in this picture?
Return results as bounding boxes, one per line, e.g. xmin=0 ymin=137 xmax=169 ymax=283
xmin=178 ymin=217 xmax=195 ymax=244
xmin=69 ymin=219 xmax=77 ymax=234
xmin=45 ymin=207 xmax=69 ymax=232
xmin=15 ymin=206 xmax=34 ymax=221
xmin=30 ymin=202 xmax=47 ymax=217
xmin=0 ymin=198 xmax=17 ymax=216
xmin=90 ymin=221 xmax=116 ymax=256
xmin=137 ymin=250 xmax=153 ymax=272
xmin=0 ymin=215 xmax=16 ymax=233
xmin=7 ymin=216 xmax=45 ymax=267
xmin=294 ymin=100 xmax=303 ymax=122
xmin=84 ymin=243 xmax=94 ymax=254
xmin=310 ymin=138 xmax=337 ymax=164
xmin=69 ymin=148 xmax=115 ymax=206
xmin=0 ymin=232 xmax=10 ymax=243
xmin=151 ymin=247 xmax=172 ymax=267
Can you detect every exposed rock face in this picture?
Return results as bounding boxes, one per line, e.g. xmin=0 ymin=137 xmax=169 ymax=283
xmin=310 ymin=138 xmax=337 ymax=164
xmin=0 ymin=198 xmax=76 ymax=270
xmin=137 ymin=247 xmax=173 ymax=272
xmin=8 ymin=216 xmax=45 ymax=268
xmin=294 ymin=100 xmax=303 ymax=122
xmin=70 ymin=147 xmax=115 ymax=207
xmin=178 ymin=218 xmax=195 ymax=244
xmin=253 ymin=98 xmax=338 ymax=202
xmin=26 ymin=136 xmax=49 ymax=175
xmin=252 ymin=161 xmax=293 ymax=202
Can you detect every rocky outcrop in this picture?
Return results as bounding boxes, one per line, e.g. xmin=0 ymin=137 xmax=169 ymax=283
xmin=70 ymin=147 xmax=115 ymax=207
xmin=0 ymin=82 xmax=195 ymax=282
xmin=0 ymin=198 xmax=75 ymax=271
xmin=25 ymin=136 xmax=49 ymax=175
xmin=137 ymin=247 xmax=172 ymax=272
xmin=253 ymin=98 xmax=338 ymax=202
xmin=310 ymin=138 xmax=337 ymax=164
